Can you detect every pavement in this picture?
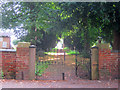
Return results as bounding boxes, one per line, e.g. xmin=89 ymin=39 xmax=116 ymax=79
xmin=0 ymin=79 xmax=119 ymax=88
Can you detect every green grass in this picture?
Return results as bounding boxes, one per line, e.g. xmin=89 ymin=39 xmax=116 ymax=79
xmin=63 ymin=47 xmax=69 ymax=50
xmin=66 ymin=50 xmax=79 ymax=55
xmin=44 ymin=51 xmax=57 ymax=54
xmin=52 ymin=48 xmax=58 ymax=50
xmin=44 ymin=49 xmax=79 ymax=55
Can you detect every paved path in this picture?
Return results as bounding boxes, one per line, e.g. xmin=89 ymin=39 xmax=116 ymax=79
xmin=0 ymin=79 xmax=119 ymax=88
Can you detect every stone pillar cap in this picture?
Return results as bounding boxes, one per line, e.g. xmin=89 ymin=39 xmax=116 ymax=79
xmin=97 ymin=43 xmax=110 ymax=49
xmin=29 ymin=45 xmax=36 ymax=48
xmin=91 ymin=46 xmax=98 ymax=49
xmin=17 ymin=42 xmax=31 ymax=48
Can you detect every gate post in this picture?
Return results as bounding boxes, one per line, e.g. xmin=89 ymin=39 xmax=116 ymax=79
xmin=0 ymin=51 xmax=2 ymax=79
xmin=91 ymin=46 xmax=99 ymax=80
xmin=16 ymin=42 xmax=30 ymax=80
xmin=29 ymin=45 xmax=36 ymax=80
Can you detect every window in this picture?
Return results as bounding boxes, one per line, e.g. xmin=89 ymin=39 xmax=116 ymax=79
xmin=0 ymin=37 xmax=3 ymax=42
xmin=2 ymin=42 xmax=7 ymax=48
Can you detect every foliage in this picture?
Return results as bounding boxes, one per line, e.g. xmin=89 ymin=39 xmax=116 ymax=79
xmin=1 ymin=2 xmax=120 ymax=51
xmin=57 ymin=3 xmax=100 ymax=52
xmin=1 ymin=2 xmax=61 ymax=51
xmin=1 ymin=70 xmax=4 ymax=79
xmin=79 ymin=51 xmax=91 ymax=58
xmin=36 ymin=58 xmax=53 ymax=76
xmin=59 ymin=2 xmax=120 ymax=50
xmin=12 ymin=39 xmax=23 ymax=45
xmin=35 ymin=61 xmax=49 ymax=76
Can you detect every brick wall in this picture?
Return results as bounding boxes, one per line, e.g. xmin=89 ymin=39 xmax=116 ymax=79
xmin=0 ymin=42 xmax=35 ymax=80
xmin=99 ymin=49 xmax=119 ymax=79
xmin=16 ymin=47 xmax=30 ymax=80
xmin=1 ymin=51 xmax=16 ymax=79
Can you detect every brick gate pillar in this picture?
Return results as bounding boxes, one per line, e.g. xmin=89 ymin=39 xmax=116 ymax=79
xmin=0 ymin=51 xmax=2 ymax=79
xmin=91 ymin=46 xmax=99 ymax=80
xmin=16 ymin=42 xmax=30 ymax=80
xmin=29 ymin=45 xmax=36 ymax=80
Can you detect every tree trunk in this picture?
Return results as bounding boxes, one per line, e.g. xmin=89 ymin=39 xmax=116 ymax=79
xmin=112 ymin=30 xmax=120 ymax=50
xmin=82 ymin=18 xmax=90 ymax=57
xmin=112 ymin=6 xmax=120 ymax=50
xmin=83 ymin=27 xmax=90 ymax=57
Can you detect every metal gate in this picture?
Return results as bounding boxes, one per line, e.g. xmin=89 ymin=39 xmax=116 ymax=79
xmin=75 ymin=51 xmax=91 ymax=79
xmin=35 ymin=50 xmax=66 ymax=80
xmin=35 ymin=49 xmax=91 ymax=80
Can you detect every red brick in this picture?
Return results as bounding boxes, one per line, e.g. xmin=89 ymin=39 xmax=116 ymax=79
xmin=99 ymin=49 xmax=118 ymax=79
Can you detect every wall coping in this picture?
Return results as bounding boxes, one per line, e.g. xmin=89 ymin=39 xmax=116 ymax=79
xmin=0 ymin=49 xmax=16 ymax=52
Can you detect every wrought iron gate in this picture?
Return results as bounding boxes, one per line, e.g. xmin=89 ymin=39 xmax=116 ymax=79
xmin=35 ymin=49 xmax=91 ymax=80
xmin=35 ymin=51 xmax=65 ymax=80
xmin=75 ymin=51 xmax=91 ymax=79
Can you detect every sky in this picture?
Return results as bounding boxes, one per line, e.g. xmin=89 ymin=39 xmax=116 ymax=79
xmin=0 ymin=29 xmax=63 ymax=50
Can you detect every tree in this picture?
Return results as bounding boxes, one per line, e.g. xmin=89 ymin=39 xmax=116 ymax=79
xmin=87 ymin=2 xmax=120 ymax=50
xmin=1 ymin=2 xmax=120 ymax=52
xmin=59 ymin=2 xmax=120 ymax=50
xmin=58 ymin=2 xmax=99 ymax=54
xmin=1 ymin=2 xmax=61 ymax=51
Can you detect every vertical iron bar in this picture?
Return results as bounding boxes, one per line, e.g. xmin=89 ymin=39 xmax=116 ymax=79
xmin=57 ymin=49 xmax=58 ymax=59
xmin=22 ymin=71 xmax=24 ymax=80
xmin=75 ymin=54 xmax=78 ymax=77
xmin=62 ymin=73 xmax=65 ymax=80
xmin=36 ymin=63 xmax=38 ymax=80
xmin=36 ymin=55 xmax=39 ymax=80
xmin=64 ymin=51 xmax=65 ymax=62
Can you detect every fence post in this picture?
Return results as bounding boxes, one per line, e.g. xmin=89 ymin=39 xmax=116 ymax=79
xmin=91 ymin=46 xmax=99 ymax=80
xmin=29 ymin=45 xmax=36 ymax=80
